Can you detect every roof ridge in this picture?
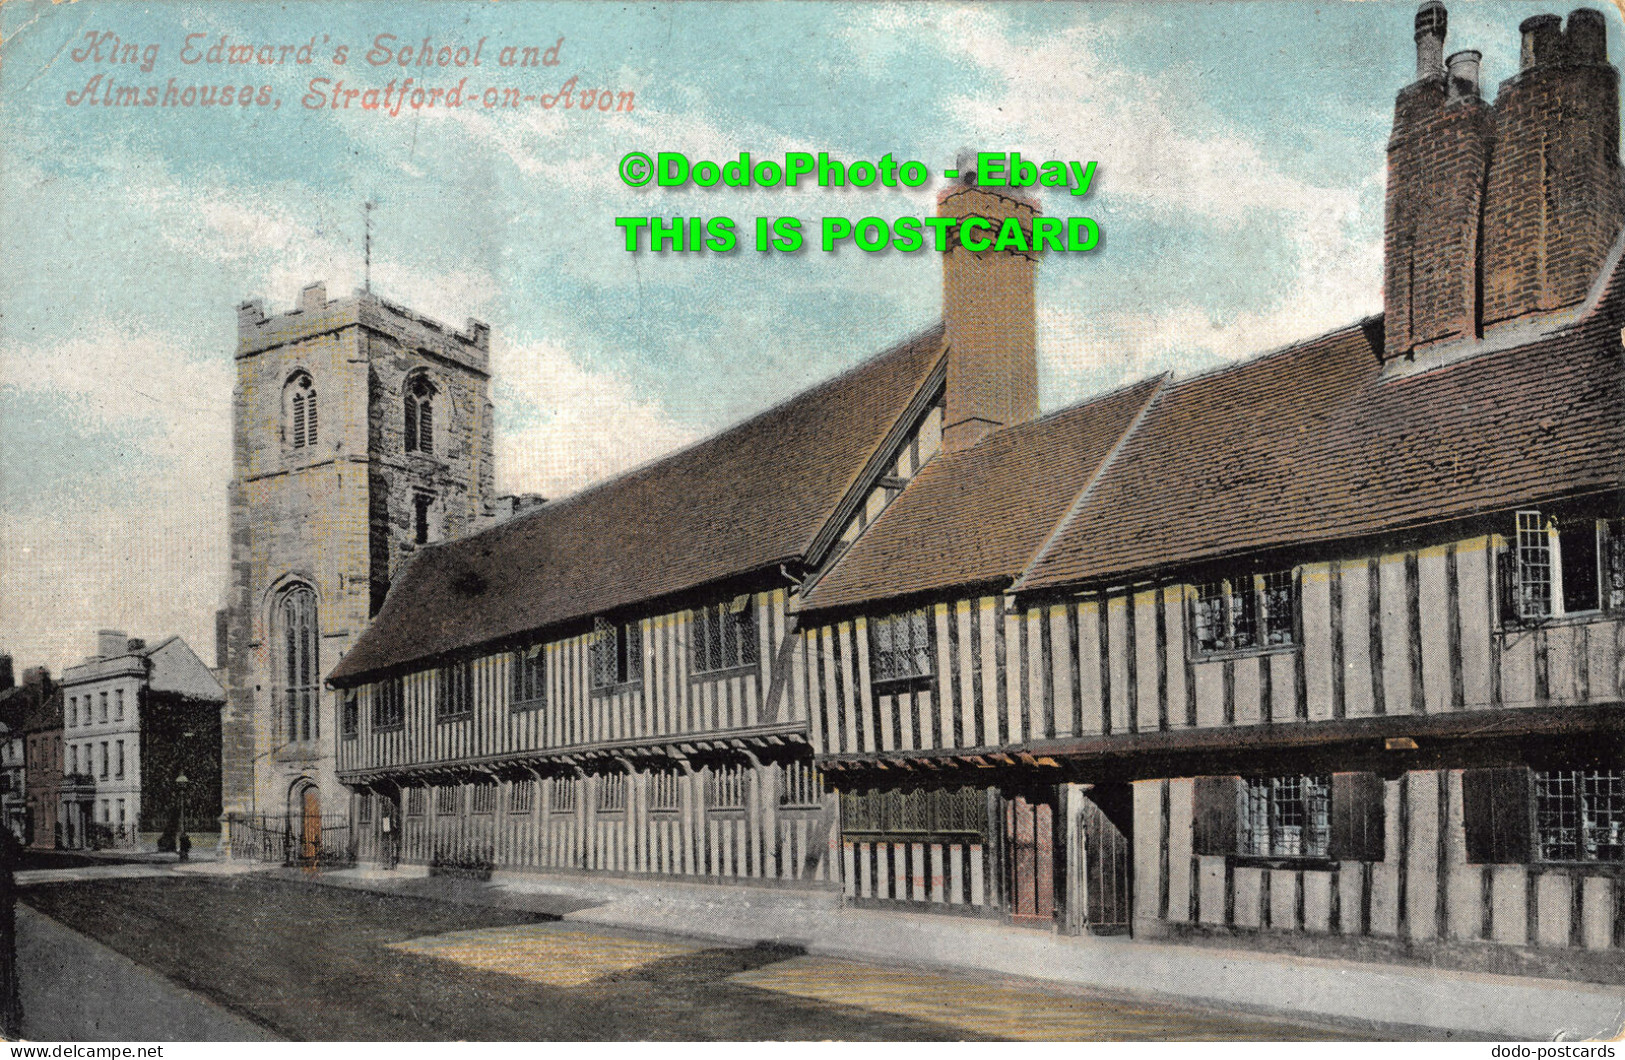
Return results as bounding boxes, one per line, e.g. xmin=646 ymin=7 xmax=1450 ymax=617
xmin=450 ymin=321 xmax=947 ymax=549
xmin=1158 ymin=316 xmax=1379 ymax=392
xmin=1012 ymin=372 xmax=1171 ymax=593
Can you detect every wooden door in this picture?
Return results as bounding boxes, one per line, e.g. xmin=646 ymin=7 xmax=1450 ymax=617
xmin=1081 ymin=787 xmax=1133 ymax=934
xmin=1006 ymin=794 xmax=1055 ymax=921
xmin=300 ymin=787 xmax=321 ymax=863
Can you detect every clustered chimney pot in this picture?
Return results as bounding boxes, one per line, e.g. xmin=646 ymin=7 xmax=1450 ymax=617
xmin=1521 ymin=14 xmax=1564 ymax=69
xmin=1416 ymin=1 xmax=1449 ymax=79
xmin=1447 ymin=49 xmax=1482 ymax=99
xmin=1566 ymin=8 xmax=1608 ymax=64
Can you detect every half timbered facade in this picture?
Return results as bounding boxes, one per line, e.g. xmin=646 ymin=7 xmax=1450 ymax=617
xmin=324 ymin=2 xmax=1623 ymax=980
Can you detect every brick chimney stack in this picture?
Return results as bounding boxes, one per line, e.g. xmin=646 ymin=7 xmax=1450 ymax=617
xmin=938 ymin=168 xmax=1040 ymax=454
xmin=1382 ymin=2 xmax=1495 ymax=360
xmin=96 ymin=629 xmax=127 ymax=659
xmin=1481 ymin=8 xmax=1625 ymax=326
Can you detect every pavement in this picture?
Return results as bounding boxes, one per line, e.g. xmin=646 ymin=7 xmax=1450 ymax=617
xmin=305 ymin=863 xmax=1625 ymax=1042
xmin=14 ymin=904 xmax=277 ymax=1041
xmin=15 ymin=858 xmax=1625 ymax=1040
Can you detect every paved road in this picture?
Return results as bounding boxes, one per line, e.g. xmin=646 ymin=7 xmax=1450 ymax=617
xmin=18 ymin=874 xmax=1368 ymax=1041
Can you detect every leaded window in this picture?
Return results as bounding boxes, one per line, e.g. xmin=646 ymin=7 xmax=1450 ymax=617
xmin=340 ymin=690 xmax=358 ymax=737
xmin=406 ymin=786 xmax=426 ymax=816
xmin=1511 ymin=512 xmax=1625 ymax=621
xmin=1536 ymin=769 xmax=1624 ymax=863
xmin=470 ymin=780 xmax=496 ymax=815
xmin=590 ymin=618 xmax=642 ymax=690
xmin=1240 ymin=775 xmax=1331 ymax=858
xmin=840 ymin=787 xmax=984 ymax=836
xmin=278 ymin=585 xmax=319 ymax=744
xmin=436 ymin=784 xmax=460 ymax=815
xmin=1193 ymin=571 xmax=1295 ymax=654
xmin=691 ymin=597 xmax=758 ymax=674
xmin=1516 ymin=511 xmax=1555 ymax=619
xmin=437 ymin=660 xmax=473 ymax=719
xmin=868 ymin=608 xmax=933 ymax=685
xmin=511 ymin=645 xmax=546 ymax=709
xmin=373 ymin=677 xmax=405 ymax=730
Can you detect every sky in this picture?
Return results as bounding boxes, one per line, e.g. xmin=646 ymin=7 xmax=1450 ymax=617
xmin=0 ymin=0 xmax=1608 ymax=674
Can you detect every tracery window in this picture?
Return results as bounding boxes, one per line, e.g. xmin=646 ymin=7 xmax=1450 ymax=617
xmin=277 ymin=585 xmax=319 ymax=744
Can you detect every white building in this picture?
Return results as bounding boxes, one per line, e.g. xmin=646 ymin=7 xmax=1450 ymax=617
xmin=59 ymin=631 xmax=224 ymax=848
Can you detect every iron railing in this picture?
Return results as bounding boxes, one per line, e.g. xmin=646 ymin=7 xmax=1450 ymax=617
xmin=226 ymin=812 xmax=355 ymax=867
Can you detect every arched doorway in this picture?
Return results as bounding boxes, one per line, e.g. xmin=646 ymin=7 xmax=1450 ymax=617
xmin=289 ymin=781 xmax=320 ymax=864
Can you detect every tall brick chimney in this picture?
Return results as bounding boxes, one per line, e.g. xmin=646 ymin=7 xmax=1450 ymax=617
xmin=1383 ymin=2 xmax=1495 ymax=360
xmin=1481 ymin=9 xmax=1625 ymax=326
xmin=938 ymin=171 xmax=1040 ymax=453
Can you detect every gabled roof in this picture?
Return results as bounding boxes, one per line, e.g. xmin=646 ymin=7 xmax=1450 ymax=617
xmin=329 ymin=325 xmax=948 ymax=686
xmin=798 ymin=376 xmax=1164 ymax=615
xmin=1017 ymin=286 xmax=1625 ymax=594
xmin=0 ymin=683 xmax=61 ymax=734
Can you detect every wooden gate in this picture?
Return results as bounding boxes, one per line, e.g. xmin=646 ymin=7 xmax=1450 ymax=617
xmin=1080 ymin=784 xmax=1133 ymax=935
xmin=1005 ymin=794 xmax=1055 ymax=922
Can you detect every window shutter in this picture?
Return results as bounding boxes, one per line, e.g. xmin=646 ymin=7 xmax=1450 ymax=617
xmin=1495 ymin=546 xmax=1520 ymax=628
xmin=1329 ymin=772 xmax=1385 ymax=861
xmin=292 ymin=393 xmax=306 ymax=448
xmin=1462 ymin=767 xmax=1532 ymax=864
xmin=1192 ymin=775 xmax=1240 ymax=856
xmin=307 ymin=390 xmax=317 ymax=445
xmin=420 ymin=399 xmax=434 ymax=454
xmin=404 ymin=397 xmax=418 ymax=453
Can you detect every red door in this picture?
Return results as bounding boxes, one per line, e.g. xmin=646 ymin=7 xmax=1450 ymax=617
xmin=1006 ymin=795 xmax=1055 ymax=921
xmin=300 ymin=787 xmax=321 ymax=863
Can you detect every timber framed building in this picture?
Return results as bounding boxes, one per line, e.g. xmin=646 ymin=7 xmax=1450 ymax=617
xmin=323 ymin=3 xmax=1623 ymax=979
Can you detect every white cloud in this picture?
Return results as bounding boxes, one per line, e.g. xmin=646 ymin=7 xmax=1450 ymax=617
xmin=905 ymin=7 xmax=1384 ymax=382
xmin=492 ymin=335 xmax=697 ymax=498
xmin=0 ymin=325 xmax=233 ymax=673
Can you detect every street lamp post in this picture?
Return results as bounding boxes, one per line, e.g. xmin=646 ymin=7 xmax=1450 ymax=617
xmin=174 ymin=772 xmax=189 ymax=861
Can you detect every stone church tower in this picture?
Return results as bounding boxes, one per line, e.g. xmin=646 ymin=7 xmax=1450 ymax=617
xmin=220 ymin=282 xmax=494 ymax=839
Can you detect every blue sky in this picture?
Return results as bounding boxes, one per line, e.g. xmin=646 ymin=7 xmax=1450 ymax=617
xmin=0 ymin=0 xmax=1603 ymax=671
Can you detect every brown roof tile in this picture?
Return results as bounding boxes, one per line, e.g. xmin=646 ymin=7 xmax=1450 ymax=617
xmin=329 ymin=325 xmax=947 ymax=685
xmin=1018 ymin=301 xmax=1625 ymax=593
xmin=798 ymin=376 xmax=1164 ymax=614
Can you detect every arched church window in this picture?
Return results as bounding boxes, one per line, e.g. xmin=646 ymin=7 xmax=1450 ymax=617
xmin=277 ymin=585 xmax=319 ymax=744
xmin=284 ymin=372 xmax=318 ymax=450
xmin=404 ymin=374 xmax=435 ymax=455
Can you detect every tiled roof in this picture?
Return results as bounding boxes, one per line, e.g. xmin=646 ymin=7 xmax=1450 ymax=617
xmin=329 ymin=325 xmax=947 ymax=685
xmin=798 ymin=376 xmax=1164 ymax=614
xmin=1018 ymin=295 xmax=1625 ymax=593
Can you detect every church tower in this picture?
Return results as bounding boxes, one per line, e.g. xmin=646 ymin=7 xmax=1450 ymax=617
xmin=220 ymin=282 xmax=494 ymax=840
